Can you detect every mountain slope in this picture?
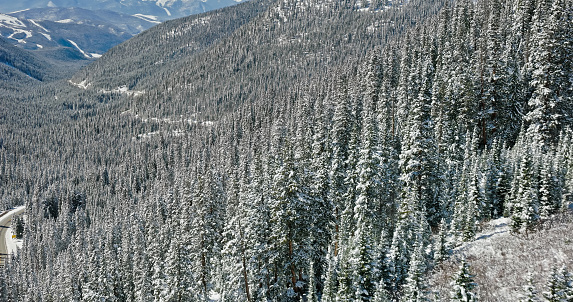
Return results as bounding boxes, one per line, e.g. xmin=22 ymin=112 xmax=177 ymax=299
xmin=9 ymin=7 xmax=158 ymax=36
xmin=1 ymin=8 xmax=157 ymax=57
xmin=0 ymin=36 xmax=55 ymax=83
xmin=0 ymin=34 xmax=91 ymax=93
xmin=0 ymin=0 xmax=248 ymax=21
xmin=429 ymin=214 xmax=573 ymax=301
xmin=70 ymin=0 xmax=274 ymax=92
xmin=71 ymin=0 xmax=445 ymax=118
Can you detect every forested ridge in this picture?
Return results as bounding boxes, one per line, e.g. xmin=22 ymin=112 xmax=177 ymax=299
xmin=0 ymin=0 xmax=572 ymax=301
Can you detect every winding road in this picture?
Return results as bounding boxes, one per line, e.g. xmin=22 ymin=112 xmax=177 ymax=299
xmin=0 ymin=206 xmax=25 ymax=267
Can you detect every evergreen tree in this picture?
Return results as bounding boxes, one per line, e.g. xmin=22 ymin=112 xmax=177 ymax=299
xmin=400 ymin=240 xmax=429 ymax=302
xmin=543 ymin=266 xmax=573 ymax=302
xmin=450 ymin=260 xmax=478 ymax=302
xmin=510 ymin=152 xmax=540 ymax=235
xmin=521 ymin=274 xmax=540 ymax=302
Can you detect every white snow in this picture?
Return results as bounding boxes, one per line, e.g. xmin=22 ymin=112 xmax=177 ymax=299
xmin=133 ymin=14 xmax=162 ymax=24
xmin=453 ymin=217 xmax=511 ymax=253
xmin=6 ymin=28 xmax=32 ymax=40
xmin=69 ymin=79 xmax=91 ymax=89
xmin=112 ymin=85 xmax=145 ymax=97
xmin=29 ymin=19 xmax=49 ymax=32
xmin=8 ymin=9 xmax=30 ymax=14
xmin=56 ymin=19 xmax=75 ymax=24
xmin=67 ymin=39 xmax=92 ymax=58
xmin=208 ymin=290 xmax=221 ymax=301
xmin=163 ymin=7 xmax=172 ymax=16
xmin=90 ymin=53 xmax=102 ymax=58
xmin=98 ymin=85 xmax=145 ymax=97
xmin=0 ymin=15 xmax=33 ymax=42
xmin=41 ymin=33 xmax=52 ymax=41
xmin=155 ymin=0 xmax=176 ymax=7
xmin=0 ymin=14 xmax=26 ymax=28
xmin=429 ymin=214 xmax=573 ymax=301
xmin=36 ymin=44 xmax=43 ymax=49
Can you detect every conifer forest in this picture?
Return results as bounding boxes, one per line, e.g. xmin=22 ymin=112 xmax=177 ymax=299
xmin=0 ymin=0 xmax=572 ymax=300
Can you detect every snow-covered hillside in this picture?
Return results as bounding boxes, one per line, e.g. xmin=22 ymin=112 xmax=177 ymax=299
xmin=429 ymin=213 xmax=573 ymax=301
xmin=1 ymin=0 xmax=250 ymax=21
xmin=0 ymin=8 xmax=157 ymax=56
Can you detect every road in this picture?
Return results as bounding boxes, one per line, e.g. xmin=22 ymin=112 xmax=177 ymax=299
xmin=0 ymin=206 xmax=25 ymax=267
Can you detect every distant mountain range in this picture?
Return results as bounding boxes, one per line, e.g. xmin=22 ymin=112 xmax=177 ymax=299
xmin=0 ymin=0 xmax=247 ymax=21
xmin=0 ymin=7 xmax=158 ymax=59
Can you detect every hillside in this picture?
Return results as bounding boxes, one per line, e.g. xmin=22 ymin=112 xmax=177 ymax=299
xmin=0 ymin=0 xmax=250 ymax=21
xmin=71 ymin=0 xmax=445 ymax=118
xmin=0 ymin=36 xmax=77 ymax=87
xmin=429 ymin=213 xmax=573 ymax=301
xmin=0 ymin=0 xmax=571 ymax=300
xmin=1 ymin=8 xmax=157 ymax=57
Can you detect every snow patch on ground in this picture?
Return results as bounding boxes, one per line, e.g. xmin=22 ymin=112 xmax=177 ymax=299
xmin=29 ymin=19 xmax=49 ymax=32
xmin=163 ymin=8 xmax=172 ymax=16
xmin=429 ymin=214 xmax=573 ymax=301
xmin=90 ymin=53 xmax=102 ymax=58
xmin=453 ymin=217 xmax=511 ymax=254
xmin=41 ymin=33 xmax=52 ymax=41
xmin=67 ymin=39 xmax=92 ymax=58
xmin=8 ymin=9 xmax=30 ymax=14
xmin=56 ymin=19 xmax=75 ymax=24
xmin=133 ymin=14 xmax=162 ymax=24
xmin=69 ymin=79 xmax=91 ymax=89
xmin=7 ymin=29 xmax=32 ymax=40
xmin=209 ymin=290 xmax=221 ymax=301
xmin=0 ymin=14 xmax=26 ymax=28
xmin=100 ymin=85 xmax=145 ymax=97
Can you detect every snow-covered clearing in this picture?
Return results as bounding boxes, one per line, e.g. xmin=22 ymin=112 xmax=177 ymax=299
xmin=429 ymin=214 xmax=573 ymax=301
xmin=100 ymin=85 xmax=145 ymax=97
xmin=56 ymin=19 xmax=75 ymax=24
xmin=69 ymin=79 xmax=91 ymax=89
xmin=0 ymin=14 xmax=26 ymax=28
xmin=69 ymin=81 xmax=145 ymax=97
xmin=133 ymin=14 xmax=162 ymax=24
xmin=29 ymin=19 xmax=49 ymax=32
xmin=8 ymin=9 xmax=30 ymax=14
xmin=67 ymin=39 xmax=92 ymax=58
xmin=41 ymin=33 xmax=52 ymax=41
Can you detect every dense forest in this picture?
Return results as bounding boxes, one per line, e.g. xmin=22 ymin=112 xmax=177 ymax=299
xmin=0 ymin=0 xmax=572 ymax=300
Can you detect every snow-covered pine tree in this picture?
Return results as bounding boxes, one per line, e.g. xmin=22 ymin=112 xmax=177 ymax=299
xmin=400 ymin=238 xmax=429 ymax=302
xmin=321 ymin=246 xmax=339 ymax=302
xmin=510 ymin=150 xmax=540 ymax=235
xmin=525 ymin=0 xmax=573 ymax=150
xmin=350 ymin=106 xmax=380 ymax=301
xmin=373 ymin=277 xmax=391 ymax=302
xmin=539 ymin=152 xmax=559 ymax=219
xmin=329 ymin=75 xmax=353 ymax=257
xmin=450 ymin=260 xmax=478 ymax=302
xmin=434 ymin=218 xmax=450 ymax=263
xmin=543 ymin=266 xmax=573 ymax=302
xmin=521 ymin=274 xmax=540 ymax=302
